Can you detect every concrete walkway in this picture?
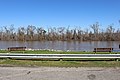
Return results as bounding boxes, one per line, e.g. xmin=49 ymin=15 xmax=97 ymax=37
xmin=0 ymin=67 xmax=120 ymax=80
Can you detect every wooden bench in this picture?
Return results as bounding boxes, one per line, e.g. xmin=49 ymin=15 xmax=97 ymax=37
xmin=8 ymin=47 xmax=26 ymax=51
xmin=93 ymin=48 xmax=113 ymax=52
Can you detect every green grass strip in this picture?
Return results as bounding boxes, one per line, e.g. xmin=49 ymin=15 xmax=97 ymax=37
xmin=0 ymin=50 xmax=120 ymax=54
xmin=0 ymin=59 xmax=120 ymax=67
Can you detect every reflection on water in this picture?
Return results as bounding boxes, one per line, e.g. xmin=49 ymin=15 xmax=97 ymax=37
xmin=0 ymin=41 xmax=120 ymax=51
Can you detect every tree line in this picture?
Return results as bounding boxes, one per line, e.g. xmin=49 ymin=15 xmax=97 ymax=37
xmin=0 ymin=22 xmax=120 ymax=41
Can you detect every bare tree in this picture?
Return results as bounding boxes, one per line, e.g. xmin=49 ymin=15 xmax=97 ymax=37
xmin=9 ymin=24 xmax=15 ymax=40
xmin=57 ymin=27 xmax=65 ymax=40
xmin=26 ymin=25 xmax=36 ymax=41
xmin=106 ymin=25 xmax=115 ymax=41
xmin=65 ymin=27 xmax=73 ymax=41
xmin=37 ymin=27 xmax=46 ymax=40
xmin=4 ymin=26 xmax=10 ymax=40
xmin=91 ymin=22 xmax=99 ymax=40
xmin=18 ymin=27 xmax=26 ymax=41
xmin=0 ymin=27 xmax=4 ymax=40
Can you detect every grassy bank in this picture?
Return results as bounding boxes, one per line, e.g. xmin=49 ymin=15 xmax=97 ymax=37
xmin=0 ymin=59 xmax=120 ymax=67
xmin=0 ymin=50 xmax=120 ymax=67
xmin=0 ymin=50 xmax=119 ymax=54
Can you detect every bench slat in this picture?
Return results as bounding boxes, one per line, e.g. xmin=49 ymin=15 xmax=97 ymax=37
xmin=94 ymin=48 xmax=113 ymax=52
xmin=8 ymin=47 xmax=26 ymax=51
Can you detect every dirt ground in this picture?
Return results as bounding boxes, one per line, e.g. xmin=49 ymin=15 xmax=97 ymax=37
xmin=0 ymin=67 xmax=120 ymax=80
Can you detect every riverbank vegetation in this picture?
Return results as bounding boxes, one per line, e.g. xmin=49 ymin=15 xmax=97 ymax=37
xmin=0 ymin=22 xmax=120 ymax=41
xmin=0 ymin=50 xmax=119 ymax=54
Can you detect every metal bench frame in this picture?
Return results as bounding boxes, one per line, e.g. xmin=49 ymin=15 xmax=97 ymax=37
xmin=8 ymin=47 xmax=26 ymax=51
xmin=94 ymin=48 xmax=113 ymax=52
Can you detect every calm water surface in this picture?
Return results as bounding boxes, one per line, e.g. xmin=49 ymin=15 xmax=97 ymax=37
xmin=0 ymin=41 xmax=120 ymax=51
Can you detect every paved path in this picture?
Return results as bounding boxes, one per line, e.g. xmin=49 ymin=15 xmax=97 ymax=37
xmin=0 ymin=67 xmax=120 ymax=80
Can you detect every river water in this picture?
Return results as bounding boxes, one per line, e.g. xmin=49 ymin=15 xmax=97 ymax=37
xmin=0 ymin=41 xmax=120 ymax=51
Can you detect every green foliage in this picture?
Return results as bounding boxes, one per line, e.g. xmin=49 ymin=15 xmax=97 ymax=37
xmin=0 ymin=50 xmax=119 ymax=54
xmin=0 ymin=50 xmax=9 ymax=53
xmin=0 ymin=59 xmax=120 ymax=67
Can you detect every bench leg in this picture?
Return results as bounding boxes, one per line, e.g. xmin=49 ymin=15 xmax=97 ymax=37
xmin=59 ymin=58 xmax=63 ymax=61
xmin=116 ymin=59 xmax=119 ymax=61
